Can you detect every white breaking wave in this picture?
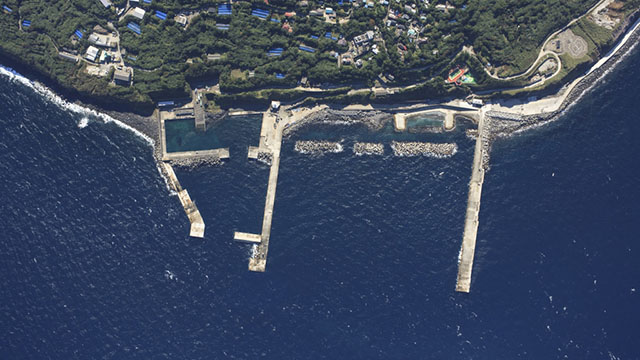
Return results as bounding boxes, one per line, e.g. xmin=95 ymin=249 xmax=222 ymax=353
xmin=294 ymin=140 xmax=344 ymax=154
xmin=0 ymin=65 xmax=154 ymax=146
xmin=77 ymin=117 xmax=89 ymax=129
xmin=0 ymin=65 xmax=177 ymax=194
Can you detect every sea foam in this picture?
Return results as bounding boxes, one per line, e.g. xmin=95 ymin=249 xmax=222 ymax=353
xmin=0 ymin=65 xmax=177 ymax=194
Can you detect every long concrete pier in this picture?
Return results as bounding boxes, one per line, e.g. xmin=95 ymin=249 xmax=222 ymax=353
xmin=234 ymin=231 xmax=262 ymax=243
xmin=455 ymin=110 xmax=486 ymax=293
xmin=240 ymin=105 xmax=326 ymax=271
xmin=247 ymin=111 xmax=281 ymax=271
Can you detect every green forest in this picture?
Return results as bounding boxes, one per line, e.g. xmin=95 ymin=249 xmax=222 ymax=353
xmin=0 ymin=0 xmax=633 ymax=111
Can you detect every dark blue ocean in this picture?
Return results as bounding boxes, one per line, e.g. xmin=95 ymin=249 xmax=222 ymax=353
xmin=1 ymin=48 xmax=639 ymax=359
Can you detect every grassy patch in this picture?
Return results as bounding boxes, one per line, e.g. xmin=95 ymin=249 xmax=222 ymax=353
xmin=229 ymin=69 xmax=247 ymax=80
xmin=577 ymin=18 xmax=615 ymax=48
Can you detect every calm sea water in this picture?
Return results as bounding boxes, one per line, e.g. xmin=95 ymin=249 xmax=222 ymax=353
xmin=0 ymin=48 xmax=639 ymax=359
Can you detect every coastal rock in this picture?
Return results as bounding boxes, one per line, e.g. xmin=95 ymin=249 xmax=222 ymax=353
xmin=257 ymin=151 xmax=273 ymax=165
xmin=284 ymin=109 xmax=392 ymax=137
xmin=294 ymin=140 xmax=343 ymax=155
xmin=390 ymin=141 xmax=457 ymax=158
xmin=168 ymin=156 xmax=224 ymax=169
xmin=353 ymin=142 xmax=384 ymax=156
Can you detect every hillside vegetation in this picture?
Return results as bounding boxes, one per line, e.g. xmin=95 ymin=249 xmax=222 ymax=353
xmin=0 ymin=0 xmax=621 ymax=111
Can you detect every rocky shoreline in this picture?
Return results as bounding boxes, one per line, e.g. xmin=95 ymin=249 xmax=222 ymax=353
xmin=284 ymin=109 xmax=392 ymax=137
xmin=390 ymin=141 xmax=458 ymax=158
xmin=490 ymin=12 xmax=640 ymax=138
xmin=353 ymin=142 xmax=384 ymax=156
xmin=294 ymin=140 xmax=343 ymax=155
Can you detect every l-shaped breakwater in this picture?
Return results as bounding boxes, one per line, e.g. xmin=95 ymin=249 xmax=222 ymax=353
xmin=239 ymin=106 xmax=327 ymax=271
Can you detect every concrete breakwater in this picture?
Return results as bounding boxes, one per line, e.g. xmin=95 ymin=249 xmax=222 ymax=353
xmin=353 ymin=142 xmax=384 ymax=156
xmin=161 ymin=162 xmax=205 ymax=238
xmin=294 ymin=140 xmax=343 ymax=155
xmin=390 ymin=141 xmax=457 ymax=158
xmin=163 ymin=148 xmax=230 ymax=169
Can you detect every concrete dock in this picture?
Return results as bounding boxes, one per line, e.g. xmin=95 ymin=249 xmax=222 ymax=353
xmin=234 ymin=232 xmax=262 ymax=243
xmin=178 ymin=189 xmax=205 ymax=238
xmin=455 ymin=110 xmax=486 ymax=293
xmin=162 ymin=162 xmax=205 ymax=238
xmin=163 ymin=148 xmax=230 ymax=161
xmin=247 ymin=146 xmax=260 ymax=159
xmin=394 ymin=114 xmax=406 ymax=131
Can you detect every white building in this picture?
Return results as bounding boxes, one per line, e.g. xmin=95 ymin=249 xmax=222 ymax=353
xmin=84 ymin=46 xmax=100 ymax=62
xmin=132 ymin=7 xmax=146 ymax=20
xmin=88 ymin=33 xmax=116 ymax=48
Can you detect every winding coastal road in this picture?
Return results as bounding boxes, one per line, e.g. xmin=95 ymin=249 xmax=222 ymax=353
xmin=480 ymin=0 xmax=609 ymax=83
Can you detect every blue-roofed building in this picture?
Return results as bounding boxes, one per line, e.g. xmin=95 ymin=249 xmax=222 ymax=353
xmin=158 ymin=101 xmax=175 ymax=107
xmin=127 ymin=22 xmax=141 ymax=35
xmin=74 ymin=30 xmax=84 ymax=39
xmin=299 ymin=45 xmax=316 ymax=53
xmin=22 ymin=20 xmax=31 ymax=28
xmin=268 ymin=48 xmax=284 ymax=56
xmin=218 ymin=4 xmax=232 ymax=15
xmin=310 ymin=35 xmax=319 ymax=39
xmin=155 ymin=10 xmax=167 ymax=20
xmin=275 ymin=73 xmax=285 ymax=79
xmin=143 ymin=0 xmax=152 ymax=4
xmin=3 ymin=5 xmax=12 ymax=13
xmin=251 ymin=9 xmax=269 ymax=19
xmin=270 ymin=18 xmax=280 ymax=23
xmin=216 ymin=23 xmax=230 ymax=30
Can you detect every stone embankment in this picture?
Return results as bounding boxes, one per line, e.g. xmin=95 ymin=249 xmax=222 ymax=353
xmin=168 ymin=155 xmax=224 ymax=169
xmin=491 ymin=12 xmax=640 ymax=138
xmin=294 ymin=140 xmax=343 ymax=154
xmin=353 ymin=142 xmax=384 ymax=156
xmin=390 ymin=141 xmax=457 ymax=158
xmin=257 ymin=151 xmax=273 ymax=165
xmin=285 ymin=109 xmax=392 ymax=136
xmin=466 ymin=128 xmax=479 ymax=141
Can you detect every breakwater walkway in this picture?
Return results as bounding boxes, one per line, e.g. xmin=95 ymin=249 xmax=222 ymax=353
xmin=162 ymin=162 xmax=205 ymax=238
xmin=455 ymin=109 xmax=486 ymax=293
xmin=248 ymin=110 xmax=281 ymax=271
